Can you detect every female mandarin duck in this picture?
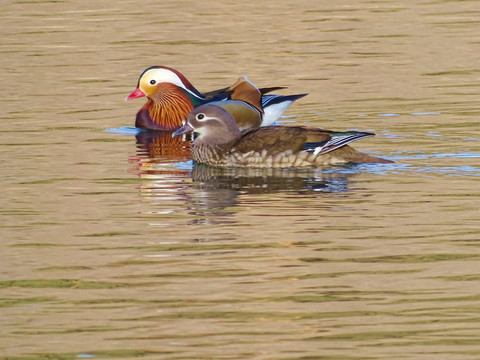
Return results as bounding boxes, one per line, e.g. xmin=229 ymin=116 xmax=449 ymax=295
xmin=126 ymin=66 xmax=307 ymax=131
xmin=173 ymin=104 xmax=394 ymax=167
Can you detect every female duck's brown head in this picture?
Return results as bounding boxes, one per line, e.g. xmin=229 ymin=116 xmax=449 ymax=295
xmin=173 ymin=105 xmax=241 ymax=146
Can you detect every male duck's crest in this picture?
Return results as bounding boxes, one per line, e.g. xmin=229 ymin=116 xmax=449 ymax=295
xmin=127 ymin=66 xmax=204 ymax=102
xmin=173 ymin=104 xmax=394 ymax=168
xmin=126 ymin=66 xmax=307 ymax=131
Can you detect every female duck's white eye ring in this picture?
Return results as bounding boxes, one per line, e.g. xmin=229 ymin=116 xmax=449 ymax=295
xmin=196 ymin=113 xmax=205 ymax=120
xmin=149 ymin=79 xmax=156 ymax=85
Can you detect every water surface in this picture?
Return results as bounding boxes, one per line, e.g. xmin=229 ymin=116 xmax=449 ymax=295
xmin=1 ymin=1 xmax=480 ymax=359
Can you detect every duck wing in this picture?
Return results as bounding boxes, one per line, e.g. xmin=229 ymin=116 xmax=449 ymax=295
xmin=233 ymin=127 xmax=375 ymax=156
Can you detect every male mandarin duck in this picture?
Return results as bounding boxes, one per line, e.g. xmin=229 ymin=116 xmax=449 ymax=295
xmin=173 ymin=104 xmax=394 ymax=168
xmin=126 ymin=66 xmax=307 ymax=131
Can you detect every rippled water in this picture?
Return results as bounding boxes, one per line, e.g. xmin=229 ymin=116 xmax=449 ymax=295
xmin=1 ymin=1 xmax=480 ymax=359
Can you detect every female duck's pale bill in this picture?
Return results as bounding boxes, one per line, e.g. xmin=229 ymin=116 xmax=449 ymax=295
xmin=173 ymin=104 xmax=394 ymax=168
xmin=126 ymin=66 xmax=306 ymax=131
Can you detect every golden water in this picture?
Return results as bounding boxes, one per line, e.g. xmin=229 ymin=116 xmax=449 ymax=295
xmin=1 ymin=1 xmax=480 ymax=359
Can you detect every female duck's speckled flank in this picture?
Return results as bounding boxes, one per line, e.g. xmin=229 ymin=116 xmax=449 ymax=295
xmin=126 ymin=66 xmax=306 ymax=131
xmin=173 ymin=104 xmax=394 ymax=168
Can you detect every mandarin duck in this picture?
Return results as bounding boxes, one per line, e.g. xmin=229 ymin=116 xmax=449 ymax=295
xmin=126 ymin=66 xmax=307 ymax=131
xmin=173 ymin=104 xmax=394 ymax=168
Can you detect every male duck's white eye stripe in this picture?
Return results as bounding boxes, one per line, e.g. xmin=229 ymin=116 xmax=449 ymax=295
xmin=143 ymin=68 xmax=186 ymax=89
xmin=142 ymin=68 xmax=204 ymax=100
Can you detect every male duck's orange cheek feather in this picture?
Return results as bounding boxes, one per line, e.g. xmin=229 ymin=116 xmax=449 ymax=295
xmin=134 ymin=95 xmax=195 ymax=131
xmin=126 ymin=88 xmax=145 ymax=100
xmin=147 ymin=98 xmax=194 ymax=130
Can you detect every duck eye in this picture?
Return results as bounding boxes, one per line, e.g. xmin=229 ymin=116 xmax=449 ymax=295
xmin=149 ymin=79 xmax=156 ymax=85
xmin=196 ymin=113 xmax=205 ymax=120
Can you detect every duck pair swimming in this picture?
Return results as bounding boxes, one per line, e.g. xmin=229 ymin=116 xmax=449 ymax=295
xmin=127 ymin=67 xmax=392 ymax=167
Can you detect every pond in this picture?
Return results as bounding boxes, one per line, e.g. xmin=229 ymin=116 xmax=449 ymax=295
xmin=1 ymin=1 xmax=480 ymax=359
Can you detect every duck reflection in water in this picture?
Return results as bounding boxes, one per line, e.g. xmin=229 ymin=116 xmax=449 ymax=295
xmin=133 ymin=129 xmax=191 ymax=166
xmin=187 ymin=166 xmax=353 ymax=225
xmin=190 ymin=164 xmax=351 ymax=194
xmin=131 ymin=131 xmax=354 ymax=225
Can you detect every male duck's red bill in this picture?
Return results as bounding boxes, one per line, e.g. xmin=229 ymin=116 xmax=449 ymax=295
xmin=126 ymin=87 xmax=145 ymax=100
